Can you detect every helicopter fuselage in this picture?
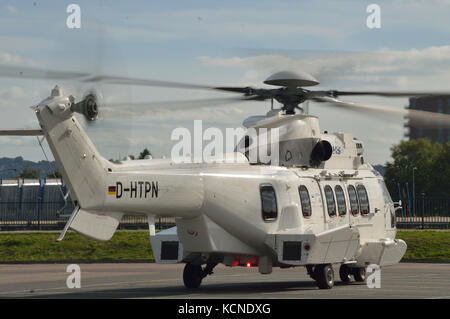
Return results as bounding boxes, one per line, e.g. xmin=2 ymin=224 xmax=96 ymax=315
xmin=33 ymin=86 xmax=406 ymax=283
xmin=102 ymin=158 xmax=401 ymax=271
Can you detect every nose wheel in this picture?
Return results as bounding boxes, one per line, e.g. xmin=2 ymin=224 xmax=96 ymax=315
xmin=183 ymin=263 xmax=203 ymax=289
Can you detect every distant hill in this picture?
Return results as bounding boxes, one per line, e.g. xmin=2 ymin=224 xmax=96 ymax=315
xmin=0 ymin=157 xmax=58 ymax=179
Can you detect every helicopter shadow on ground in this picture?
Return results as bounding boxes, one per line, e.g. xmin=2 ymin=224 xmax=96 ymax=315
xmin=12 ymin=280 xmax=364 ymax=299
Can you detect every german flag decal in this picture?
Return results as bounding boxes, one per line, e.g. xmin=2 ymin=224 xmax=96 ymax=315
xmin=108 ymin=186 xmax=116 ymax=195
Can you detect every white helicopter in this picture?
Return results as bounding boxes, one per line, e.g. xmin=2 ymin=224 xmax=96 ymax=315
xmin=1 ymin=66 xmax=450 ymax=289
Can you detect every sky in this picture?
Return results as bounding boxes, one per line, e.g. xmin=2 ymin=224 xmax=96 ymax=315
xmin=1 ymin=0 xmax=450 ymax=165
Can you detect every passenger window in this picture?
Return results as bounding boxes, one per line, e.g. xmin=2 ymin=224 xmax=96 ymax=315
xmin=298 ymin=185 xmax=312 ymax=217
xmin=260 ymin=185 xmax=278 ymax=221
xmin=335 ymin=185 xmax=347 ymax=216
xmin=347 ymin=185 xmax=359 ymax=215
xmin=324 ymin=185 xmax=336 ymax=217
xmin=357 ymin=185 xmax=370 ymax=215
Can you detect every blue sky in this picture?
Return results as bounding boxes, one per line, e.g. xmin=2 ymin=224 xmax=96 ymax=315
xmin=1 ymin=0 xmax=450 ymax=164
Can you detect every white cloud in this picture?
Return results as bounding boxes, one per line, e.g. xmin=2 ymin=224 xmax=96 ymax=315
xmin=0 ymin=51 xmax=37 ymax=66
xmin=213 ymin=22 xmax=342 ymax=39
xmin=7 ymin=5 xmax=17 ymax=14
xmin=0 ymin=86 xmax=25 ymax=99
xmin=198 ymin=46 xmax=450 ymax=89
xmin=94 ymin=25 xmax=182 ymax=41
xmin=0 ymin=136 xmax=32 ymax=146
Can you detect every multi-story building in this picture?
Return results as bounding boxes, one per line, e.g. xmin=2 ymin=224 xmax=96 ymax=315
xmin=405 ymin=95 xmax=450 ymax=144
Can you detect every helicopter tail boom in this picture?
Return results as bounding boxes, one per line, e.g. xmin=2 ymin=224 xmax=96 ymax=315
xmin=35 ymin=87 xmax=109 ymax=210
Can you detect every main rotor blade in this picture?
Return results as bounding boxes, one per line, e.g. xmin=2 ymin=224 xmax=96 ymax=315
xmin=0 ymin=64 xmax=253 ymax=93
xmin=328 ymin=90 xmax=450 ymax=98
xmin=99 ymin=96 xmax=257 ymax=118
xmin=82 ymin=75 xmax=220 ymax=91
xmin=312 ymin=96 xmax=450 ymax=128
xmin=214 ymin=86 xmax=255 ymax=94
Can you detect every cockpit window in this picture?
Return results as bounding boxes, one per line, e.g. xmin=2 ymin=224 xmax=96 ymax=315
xmin=260 ymin=185 xmax=278 ymax=221
xmin=324 ymin=185 xmax=337 ymax=217
xmin=298 ymin=185 xmax=312 ymax=217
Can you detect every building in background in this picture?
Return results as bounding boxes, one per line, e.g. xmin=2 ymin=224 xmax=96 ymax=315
xmin=405 ymin=95 xmax=450 ymax=144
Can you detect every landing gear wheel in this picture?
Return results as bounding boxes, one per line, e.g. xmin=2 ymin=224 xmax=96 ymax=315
xmin=306 ymin=265 xmax=317 ymax=280
xmin=183 ymin=263 xmax=203 ymax=289
xmin=315 ymin=264 xmax=334 ymax=289
xmin=339 ymin=264 xmax=352 ymax=283
xmin=352 ymin=267 xmax=366 ymax=282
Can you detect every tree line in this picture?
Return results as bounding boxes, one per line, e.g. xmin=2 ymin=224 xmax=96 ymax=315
xmin=384 ymin=139 xmax=449 ymax=198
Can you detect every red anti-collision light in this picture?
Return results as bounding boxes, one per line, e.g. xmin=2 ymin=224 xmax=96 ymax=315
xmin=246 ymin=262 xmax=251 ymax=268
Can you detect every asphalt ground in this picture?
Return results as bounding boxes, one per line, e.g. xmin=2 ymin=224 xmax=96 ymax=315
xmin=0 ymin=262 xmax=448 ymax=299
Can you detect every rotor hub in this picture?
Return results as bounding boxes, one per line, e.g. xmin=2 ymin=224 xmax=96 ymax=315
xmin=264 ymin=71 xmax=319 ymax=87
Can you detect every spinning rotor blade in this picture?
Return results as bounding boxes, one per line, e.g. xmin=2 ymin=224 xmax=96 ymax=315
xmin=324 ymin=90 xmax=450 ymax=98
xmin=313 ymin=96 xmax=450 ymax=128
xmin=0 ymin=64 xmax=256 ymax=94
xmin=100 ymin=96 xmax=257 ymax=118
xmin=82 ymin=75 xmax=215 ymax=91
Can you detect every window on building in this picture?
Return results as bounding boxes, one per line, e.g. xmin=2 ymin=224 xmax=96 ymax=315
xmin=298 ymin=185 xmax=312 ymax=217
xmin=335 ymin=185 xmax=347 ymax=216
xmin=260 ymin=185 xmax=277 ymax=221
xmin=324 ymin=185 xmax=336 ymax=217
xmin=347 ymin=185 xmax=359 ymax=215
xmin=357 ymin=184 xmax=370 ymax=215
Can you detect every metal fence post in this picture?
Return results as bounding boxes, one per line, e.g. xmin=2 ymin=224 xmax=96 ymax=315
xmin=421 ymin=193 xmax=425 ymax=230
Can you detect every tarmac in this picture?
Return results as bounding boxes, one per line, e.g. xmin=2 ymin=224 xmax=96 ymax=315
xmin=0 ymin=262 xmax=448 ymax=299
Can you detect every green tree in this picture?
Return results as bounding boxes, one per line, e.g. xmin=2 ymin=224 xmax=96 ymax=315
xmin=430 ymin=142 xmax=450 ymax=196
xmin=384 ymin=139 xmax=446 ymax=199
xmin=15 ymin=167 xmax=40 ymax=179
xmin=47 ymin=170 xmax=62 ymax=178
xmin=138 ymin=148 xmax=152 ymax=159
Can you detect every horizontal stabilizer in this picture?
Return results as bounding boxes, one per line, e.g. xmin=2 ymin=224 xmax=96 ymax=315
xmin=0 ymin=129 xmax=43 ymax=136
xmin=58 ymin=207 xmax=123 ymax=242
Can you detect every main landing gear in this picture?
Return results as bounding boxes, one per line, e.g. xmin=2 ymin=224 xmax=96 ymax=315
xmin=183 ymin=262 xmax=217 ymax=289
xmin=307 ymin=264 xmax=335 ymax=289
xmin=307 ymin=264 xmax=367 ymax=289
xmin=339 ymin=264 xmax=366 ymax=283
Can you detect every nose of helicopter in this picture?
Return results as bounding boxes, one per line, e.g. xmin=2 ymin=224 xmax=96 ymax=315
xmin=264 ymin=70 xmax=320 ymax=87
